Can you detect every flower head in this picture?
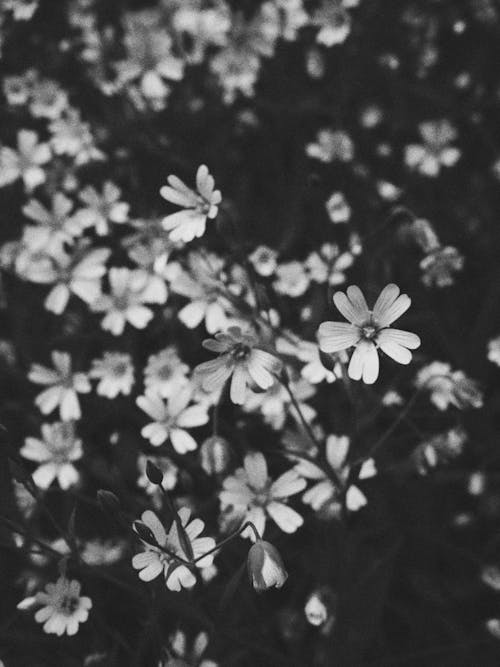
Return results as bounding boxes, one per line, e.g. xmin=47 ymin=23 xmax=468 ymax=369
xmin=160 ymin=165 xmax=221 ymax=243
xmin=247 ymin=539 xmax=288 ymax=592
xmin=195 ymin=326 xmax=282 ymax=405
xmin=90 ymin=352 xmax=134 ymax=398
xmin=318 ymin=284 xmax=421 ymax=384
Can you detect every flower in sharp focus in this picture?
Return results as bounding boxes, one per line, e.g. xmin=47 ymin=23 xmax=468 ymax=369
xmin=247 ymin=539 xmax=288 ymax=592
xmin=160 ymin=165 xmax=221 ymax=243
xmin=194 ymin=326 xmax=283 ymax=405
xmin=29 ymin=351 xmax=91 ymax=421
xmin=136 ymin=388 xmax=209 ymax=451
xmin=132 ymin=508 xmax=215 ymax=591
xmin=20 ymin=421 xmax=82 ymax=489
xmin=220 ymin=451 xmax=306 ymax=539
xmin=90 ymin=352 xmax=134 ymax=398
xmin=17 ymin=577 xmax=92 ymax=636
xmin=318 ymin=284 xmax=421 ymax=384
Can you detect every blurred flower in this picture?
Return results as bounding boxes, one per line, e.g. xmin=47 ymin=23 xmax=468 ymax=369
xmin=29 ymin=351 xmax=91 ymax=421
xmin=313 ymin=1 xmax=351 ymax=46
xmin=306 ymin=129 xmax=354 ymax=163
xmin=200 ymin=435 xmax=231 ymax=475
xmin=163 ymin=629 xmax=217 ymax=667
xmin=420 ymin=246 xmax=464 ymax=287
xmin=17 ymin=577 xmax=92 ymax=636
xmin=249 ymin=245 xmax=278 ymax=277
xmin=195 ymin=326 xmax=282 ymax=405
xmin=90 ymin=352 xmax=134 ymax=398
xmin=137 ymin=388 xmax=208 ymax=451
xmin=247 ymin=539 xmax=288 ymax=591
xmin=412 ymin=427 xmax=467 ymax=474
xmin=415 ymin=362 xmax=483 ymax=410
xmin=304 ymin=587 xmax=337 ymax=628
xmin=144 ymin=346 xmax=189 ymax=398
xmin=305 ymin=244 xmax=354 ymax=285
xmin=74 ymin=181 xmax=129 ymax=236
xmin=486 ymin=619 xmax=500 ymax=640
xmin=132 ymin=508 xmax=215 ymax=591
xmin=20 ymin=421 xmax=82 ymax=489
xmin=274 ymin=261 xmax=310 ymax=297
xmin=160 ymin=165 xmax=221 ymax=243
xmin=325 ymin=192 xmax=351 ymax=224
xmin=295 ymin=435 xmax=375 ymax=513
xmin=172 ymin=0 xmax=230 ymax=64
xmin=487 ymin=336 xmax=500 ymax=366
xmin=49 ymin=109 xmax=104 ymax=165
xmin=405 ymin=120 xmax=460 ymax=176
xmin=137 ymin=453 xmax=178 ymax=497
xmin=481 ymin=565 xmax=500 ymax=591
xmin=243 ymin=375 xmax=316 ymax=430
xmin=318 ymin=284 xmax=420 ymax=384
xmin=0 ymin=129 xmax=51 ymax=191
xmin=22 ymin=193 xmax=82 ymax=254
xmin=81 ymin=539 xmax=125 ymax=566
xmin=220 ymin=451 xmax=306 ymax=539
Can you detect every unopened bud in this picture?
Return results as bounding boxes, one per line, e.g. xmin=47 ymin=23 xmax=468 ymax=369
xmin=97 ymin=490 xmax=121 ymax=515
xmin=247 ymin=540 xmax=287 ymax=592
xmin=133 ymin=520 xmax=158 ymax=547
xmin=146 ymin=460 xmax=164 ymax=485
xmin=200 ymin=436 xmax=231 ymax=475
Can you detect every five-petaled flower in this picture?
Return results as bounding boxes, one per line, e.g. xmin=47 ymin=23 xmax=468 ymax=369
xmin=318 ymin=284 xmax=421 ymax=384
xmin=160 ymin=164 xmax=221 ymax=243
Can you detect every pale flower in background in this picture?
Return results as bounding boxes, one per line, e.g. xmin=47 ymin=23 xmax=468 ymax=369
xmin=144 ymin=346 xmax=189 ymax=398
xmin=306 ymin=129 xmax=354 ymax=163
xmin=29 ymin=351 xmax=91 ymax=421
xmin=74 ymin=181 xmax=129 ymax=236
xmin=305 ymin=243 xmax=354 ymax=285
xmin=90 ymin=352 xmax=134 ymax=398
xmin=415 ymin=361 xmax=483 ymax=411
xmin=273 ymin=261 xmax=310 ymax=297
xmin=318 ymin=284 xmax=421 ymax=384
xmin=17 ymin=577 xmax=91 ymax=636
xmin=160 ymin=165 xmax=221 ymax=243
xmin=243 ymin=375 xmax=316 ymax=430
xmin=164 ymin=630 xmax=217 ymax=667
xmin=420 ymin=246 xmax=464 ymax=287
xmin=249 ymin=245 xmax=278 ymax=277
xmin=325 ymin=191 xmax=351 ymax=224
xmin=0 ymin=129 xmax=51 ymax=191
xmin=313 ymin=1 xmax=351 ymax=46
xmin=487 ymin=336 xmax=500 ymax=367
xmin=405 ymin=119 xmax=461 ymax=176
xmin=220 ymin=451 xmax=306 ymax=540
xmin=49 ymin=108 xmax=104 ymax=164
xmin=20 ymin=421 xmax=82 ymax=489
xmin=22 ymin=193 xmax=82 ymax=254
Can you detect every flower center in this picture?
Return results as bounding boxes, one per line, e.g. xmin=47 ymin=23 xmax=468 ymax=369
xmin=361 ymin=324 xmax=377 ymax=340
xmin=59 ymin=594 xmax=80 ymax=616
xmin=231 ymin=343 xmax=251 ymax=361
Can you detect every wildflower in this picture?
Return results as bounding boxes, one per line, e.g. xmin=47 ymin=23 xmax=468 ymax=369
xmin=137 ymin=388 xmax=209 ymax=451
xmin=74 ymin=181 xmax=129 ymax=236
xmin=313 ymin=1 xmax=352 ymax=46
xmin=144 ymin=347 xmax=189 ymax=398
xmin=220 ymin=451 xmax=306 ymax=539
xmin=81 ymin=539 xmax=125 ymax=566
xmin=20 ymin=421 xmax=82 ymax=489
xmin=273 ymin=261 xmax=310 ymax=297
xmin=90 ymin=352 xmax=134 ymax=398
xmin=247 ymin=539 xmax=288 ymax=591
xmin=304 ymin=587 xmax=337 ymax=628
xmin=29 ymin=351 xmax=91 ymax=421
xmin=486 ymin=619 xmax=500 ymax=641
xmin=412 ymin=427 xmax=466 ymax=474
xmin=160 ymin=165 xmax=221 ymax=243
xmin=405 ymin=120 xmax=461 ymax=176
xmin=325 ymin=192 xmax=351 ymax=224
xmin=200 ymin=435 xmax=231 ymax=475
xmin=420 ymin=247 xmax=464 ymax=287
xmin=318 ymin=284 xmax=421 ymax=384
xmin=91 ymin=267 xmax=164 ymax=335
xmin=0 ymin=129 xmax=51 ymax=191
xmin=49 ymin=109 xmax=104 ymax=165
xmin=17 ymin=577 xmax=92 ymax=636
xmin=243 ymin=375 xmax=316 ymax=430
xmin=22 ymin=193 xmax=82 ymax=254
xmin=295 ymin=435 xmax=375 ymax=514
xmin=306 ymin=129 xmax=354 ymax=163
xmin=172 ymin=0 xmax=231 ymax=63
xmin=481 ymin=565 xmax=500 ymax=592
xmin=132 ymin=508 xmax=215 ymax=591
xmin=415 ymin=362 xmax=483 ymax=410
xmin=194 ymin=326 xmax=282 ymax=405
xmin=164 ymin=630 xmax=217 ymax=667
xmin=249 ymin=245 xmax=278 ymax=277
xmin=305 ymin=244 xmax=354 ymax=285
xmin=487 ymin=336 xmax=500 ymax=366
xmin=137 ymin=454 xmax=178 ymax=498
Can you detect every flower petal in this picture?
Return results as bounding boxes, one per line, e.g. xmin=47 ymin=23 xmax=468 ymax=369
xmin=318 ymin=321 xmax=360 ymax=353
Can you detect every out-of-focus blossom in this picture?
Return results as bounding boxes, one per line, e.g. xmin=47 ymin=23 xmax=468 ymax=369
xmin=244 ymin=375 xmax=316 ymax=430
xmin=247 ymin=539 xmax=288 ymax=591
xmin=412 ymin=427 xmax=467 ymax=474
xmin=81 ymin=539 xmax=125 ymax=566
xmin=305 ymin=244 xmax=354 ymax=285
xmin=486 ymin=619 xmax=500 ymax=641
xmin=90 ymin=352 xmax=134 ymax=398
xmin=481 ymin=565 xmax=500 ymax=592
xmin=249 ymin=245 xmax=278 ymax=277
xmin=304 ymin=587 xmax=337 ymax=628
xmin=275 ymin=0 xmax=308 ymax=41
xmin=49 ymin=109 xmax=104 ymax=165
xmin=20 ymin=421 xmax=82 ymax=489
xmin=172 ymin=0 xmax=230 ymax=64
xmin=3 ymin=70 xmax=68 ymax=119
xmin=132 ymin=508 xmax=215 ymax=591
xmin=137 ymin=453 xmax=178 ymax=496
xmin=295 ymin=435 xmax=375 ymax=514
xmin=325 ymin=192 xmax=351 ymax=224
xmin=420 ymin=246 xmax=464 ymax=287
xmin=313 ymin=1 xmax=351 ymax=46
xmin=415 ymin=362 xmax=483 ymax=411
xmin=137 ymin=388 xmax=208 ymax=451
xmin=195 ymin=326 xmax=282 ymax=405
xmin=405 ymin=120 xmax=461 ymax=176
xmin=163 ymin=629 xmax=217 ymax=667
xmin=29 ymin=351 xmax=91 ymax=421
xmin=487 ymin=336 xmax=500 ymax=367
xmin=318 ymin=284 xmax=421 ymax=384
xmin=3 ymin=0 xmax=39 ymax=21
xmin=305 ymin=46 xmax=325 ymax=78
xmin=74 ymin=181 xmax=129 ymax=236
xmin=0 ymin=129 xmax=51 ymax=191
xmin=273 ymin=261 xmax=310 ymax=297
xmin=160 ymin=165 xmax=221 ymax=243
xmin=17 ymin=577 xmax=91 ymax=636
xmin=220 ymin=451 xmax=306 ymax=539
xmin=306 ymin=129 xmax=354 ymax=163
xmin=144 ymin=346 xmax=189 ymax=398
xmin=21 ymin=193 xmax=83 ymax=254
xmin=91 ymin=267 xmax=165 ymax=335
xmin=200 ymin=435 xmax=231 ymax=475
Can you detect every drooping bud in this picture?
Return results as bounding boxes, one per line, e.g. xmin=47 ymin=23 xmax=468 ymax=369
xmin=97 ymin=490 xmax=121 ymax=515
xmin=200 ymin=436 xmax=231 ymax=475
xmin=247 ymin=540 xmax=288 ymax=592
xmin=146 ymin=460 xmax=164 ymax=486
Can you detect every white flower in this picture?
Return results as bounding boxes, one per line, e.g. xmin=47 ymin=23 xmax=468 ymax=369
xmin=220 ymin=451 xmax=306 ymax=540
xmin=91 ymin=267 xmax=163 ymax=335
xmin=325 ymin=191 xmax=351 ymax=223
xmin=318 ymin=284 xmax=421 ymax=384
xmin=0 ymin=129 xmax=51 ymax=191
xmin=273 ymin=261 xmax=310 ymax=297
xmin=249 ymin=245 xmax=278 ymax=277
xmin=247 ymin=539 xmax=288 ymax=591
xmin=137 ymin=453 xmax=178 ymax=498
xmin=243 ymin=376 xmax=316 ymax=430
xmin=414 ymin=362 xmax=483 ymax=411
xmin=74 ymin=181 xmax=129 ymax=236
xmin=20 ymin=421 xmax=82 ymax=489
xmin=90 ymin=352 xmax=134 ymax=398
xmin=405 ymin=120 xmax=461 ymax=177
xmin=137 ymin=388 xmax=209 ymax=451
xmin=487 ymin=336 xmax=500 ymax=367
xmin=305 ymin=244 xmax=354 ymax=285
xmin=481 ymin=565 xmax=500 ymax=592
xmin=17 ymin=577 xmax=92 ymax=636
xmin=313 ymin=1 xmax=351 ymax=46
xmin=160 ymin=165 xmax=221 ymax=243
xmin=420 ymin=246 xmax=464 ymax=287
xmin=29 ymin=351 xmax=91 ymax=421
xmin=132 ymin=507 xmax=215 ymax=591
xmin=22 ymin=192 xmax=82 ymax=254
xmin=194 ymin=327 xmax=283 ymax=405
xmin=163 ymin=630 xmax=218 ymax=667
xmin=295 ymin=435 xmax=375 ymax=514
xmin=49 ymin=109 xmax=104 ymax=164
xmin=306 ymin=129 xmax=354 ymax=163
xmin=144 ymin=346 xmax=189 ymax=398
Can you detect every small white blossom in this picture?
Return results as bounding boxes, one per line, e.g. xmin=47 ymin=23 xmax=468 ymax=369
xmin=90 ymin=352 xmax=134 ymax=398
xmin=415 ymin=361 xmax=483 ymax=411
xmin=325 ymin=192 xmax=351 ymax=224
xmin=306 ymin=129 xmax=354 ymax=163
xmin=164 ymin=630 xmax=217 ymax=667
xmin=487 ymin=336 xmax=500 ymax=367
xmin=144 ymin=346 xmax=189 ymax=398
xmin=405 ymin=120 xmax=461 ymax=176
xmin=0 ymin=129 xmax=51 ymax=191
xmin=249 ymin=245 xmax=278 ymax=277
xmin=74 ymin=181 xmax=129 ymax=236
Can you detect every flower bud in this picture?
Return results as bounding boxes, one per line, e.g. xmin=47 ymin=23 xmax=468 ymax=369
xmin=146 ymin=460 xmax=164 ymax=485
xmin=247 ymin=540 xmax=287 ymax=592
xmin=132 ymin=520 xmax=158 ymax=547
xmin=304 ymin=587 xmax=337 ymax=628
xmin=200 ymin=436 xmax=231 ymax=475
xmin=96 ymin=490 xmax=121 ymax=515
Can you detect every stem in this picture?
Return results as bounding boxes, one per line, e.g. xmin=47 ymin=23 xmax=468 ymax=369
xmin=192 ymin=520 xmax=261 ymax=564
xmin=158 ymin=484 xmax=194 ymax=562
